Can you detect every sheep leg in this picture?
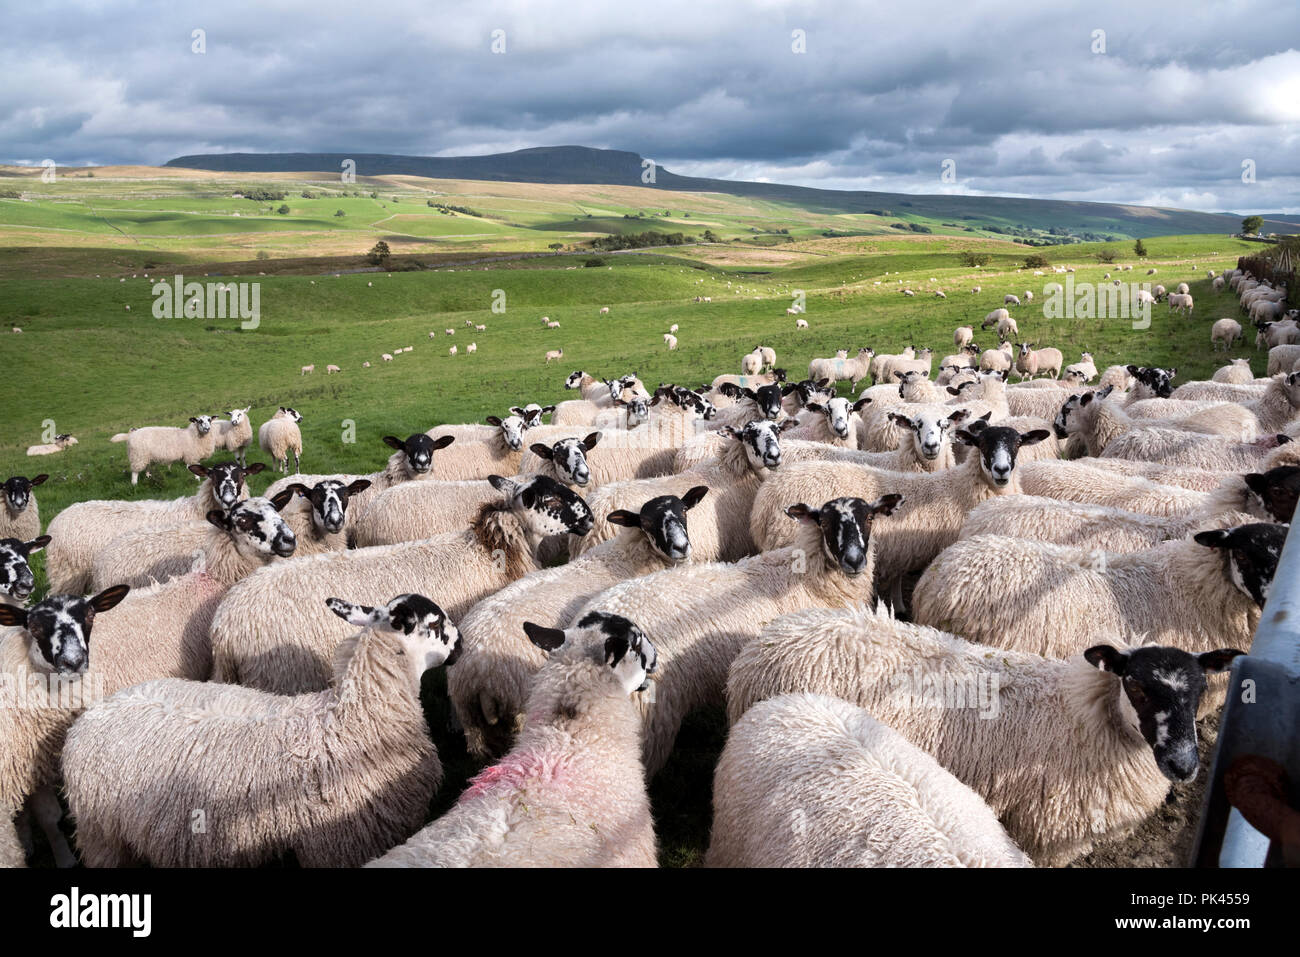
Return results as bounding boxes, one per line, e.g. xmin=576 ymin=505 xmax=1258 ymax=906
xmin=890 ymin=576 xmax=906 ymax=617
xmin=130 ymin=471 xmax=139 ymax=485
xmin=30 ymin=788 xmax=77 ymax=868
xmin=293 ymin=451 xmax=300 ymax=473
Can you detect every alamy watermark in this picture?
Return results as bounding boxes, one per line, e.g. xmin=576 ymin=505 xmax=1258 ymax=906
xmin=151 ymin=274 xmax=260 ymax=329
xmin=1041 ymin=276 xmax=1153 ymax=330
xmin=888 ymin=667 xmax=1002 ymax=719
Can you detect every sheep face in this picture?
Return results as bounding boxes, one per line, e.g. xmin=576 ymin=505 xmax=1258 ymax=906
xmin=1084 ymin=644 xmax=1243 ymax=783
xmin=1243 ymin=466 xmax=1300 ymax=523
xmin=564 ymin=371 xmax=587 ymax=390
xmin=327 ymin=594 xmax=462 ymax=671
xmin=0 ymin=585 xmax=131 ymax=675
xmin=278 ymin=406 xmax=303 ymax=423
xmin=890 ymin=409 xmax=968 ymax=461
xmin=606 ymin=486 xmax=708 ymax=564
xmin=805 ymin=397 xmax=854 ymax=439
xmin=486 ymin=415 xmax=528 ymax=451
xmin=1126 ymin=365 xmax=1176 ymax=398
xmin=722 ymin=420 xmax=791 ymax=471
xmin=509 ymin=404 xmax=552 ymax=429
xmin=207 ymin=495 xmax=298 ymax=559
xmin=489 ymin=474 xmax=594 ymax=538
xmin=527 ymin=611 xmax=658 ymax=695
xmin=616 ymin=396 xmax=650 ymax=428
xmin=957 ymin=425 xmax=1049 ymax=488
xmin=228 ymin=407 xmax=249 ymax=426
xmin=739 ymin=383 xmax=783 ymax=420
xmin=0 ymin=535 xmax=48 ymax=603
xmin=1193 ymin=522 xmax=1287 ymax=608
xmin=3 ymin=474 xmax=47 ymax=513
xmin=530 ymin=433 xmax=600 ymax=487
xmin=189 ymin=415 xmax=215 ymax=436
xmin=190 ymin=462 xmax=264 ymax=509
xmin=1053 ymin=385 xmax=1114 ymax=439
xmin=785 ymin=495 xmax=904 ymax=576
xmin=384 ymin=433 xmax=454 ymax=475
xmin=289 ymin=478 xmax=372 ymax=534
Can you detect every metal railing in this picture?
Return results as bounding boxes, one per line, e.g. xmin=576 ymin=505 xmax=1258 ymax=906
xmin=1192 ymin=521 xmax=1300 ymax=867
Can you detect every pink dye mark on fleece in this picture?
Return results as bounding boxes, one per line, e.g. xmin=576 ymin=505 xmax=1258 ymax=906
xmin=459 ymin=752 xmax=558 ymax=803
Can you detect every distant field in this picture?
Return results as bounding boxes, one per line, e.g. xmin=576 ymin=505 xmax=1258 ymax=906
xmin=0 ymin=172 xmax=1272 ymax=866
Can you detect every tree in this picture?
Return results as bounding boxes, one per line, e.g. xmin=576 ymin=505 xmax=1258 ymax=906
xmin=1242 ymin=215 xmax=1263 ymax=236
xmin=1023 ymin=253 xmax=1050 ymax=269
xmin=547 ymin=243 xmax=563 ymax=251
xmin=334 ymin=209 xmax=346 ymax=217
xmin=276 ymin=204 xmax=290 ymax=215
xmin=702 ymin=229 xmax=720 ymax=243
xmin=1095 ymin=249 xmax=1116 ymax=263
xmin=367 ymin=241 xmax=391 ymax=266
xmin=960 ymin=251 xmax=990 ymax=267
xmin=1133 ymin=239 xmax=1148 ymax=258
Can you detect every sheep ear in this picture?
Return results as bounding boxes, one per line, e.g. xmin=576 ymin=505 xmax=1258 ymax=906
xmin=346 ymin=479 xmax=372 ymax=496
xmin=954 ymin=429 xmax=979 ymax=447
xmin=326 ymin=597 xmax=382 ymax=628
xmin=946 ymin=409 xmax=970 ymax=426
xmin=284 ymin=482 xmax=311 ymax=498
xmin=382 ymin=435 xmax=404 ymax=451
xmin=681 ymin=485 xmax=710 ymax=510
xmin=1080 ymin=392 xmax=1093 ymax=406
xmin=1083 ymin=645 xmax=1129 ymax=675
xmin=893 ymin=371 xmax=904 ymax=381
xmin=0 ymin=604 xmax=27 ymax=627
xmin=869 ymin=493 xmax=904 ymax=516
xmin=523 ymin=621 xmax=567 ymax=653
xmin=242 ymin=463 xmax=267 ymax=476
xmin=604 ymin=633 xmax=631 ymax=667
xmin=486 ymin=415 xmax=503 ymax=426
xmin=189 ymin=464 xmax=210 ymax=478
xmin=785 ymin=503 xmax=820 ymax=525
xmin=507 ymin=408 xmax=523 ymax=418
xmin=431 ymin=435 xmax=455 ymax=451
xmin=780 ymin=384 xmax=796 ymax=396
xmin=946 ymin=386 xmax=961 ymax=396
xmin=742 ymin=388 xmax=758 ymax=401
xmin=1126 ymin=364 xmax=1140 ymax=375
xmin=1020 ymin=429 xmax=1051 ymax=446
xmin=606 ymin=509 xmax=641 ymax=528
xmin=487 ymin=475 xmax=518 ymax=495
xmin=804 ymin=401 xmax=825 ymax=414
xmin=270 ymin=488 xmax=297 ymax=511
xmin=529 ymin=443 xmax=554 ymax=460
xmin=1098 ymin=384 xmax=1115 ymax=399
xmin=1193 ymin=529 xmax=1231 ymax=549
xmin=852 ymin=397 xmax=871 ymax=412
xmin=89 ymin=584 xmax=131 ymax=613
xmin=650 ymin=393 xmax=663 ymax=406
xmin=582 ymin=432 xmax=600 ymax=451
xmin=978 ymin=411 xmax=992 ymax=423
xmin=719 ymin=426 xmax=741 ymax=440
xmin=887 ymin=412 xmax=914 ymax=429
xmin=542 ymin=405 xmax=556 ymax=415
xmin=1199 ymin=649 xmax=1245 ymax=674
xmin=206 ymin=509 xmax=232 ymax=531
xmin=22 ymin=535 xmax=51 ymax=555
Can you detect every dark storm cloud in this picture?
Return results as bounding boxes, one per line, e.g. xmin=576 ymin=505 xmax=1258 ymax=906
xmin=1 ymin=0 xmax=1296 ymax=211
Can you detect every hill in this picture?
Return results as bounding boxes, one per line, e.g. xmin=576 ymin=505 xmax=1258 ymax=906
xmin=165 ymin=145 xmax=1298 ymax=240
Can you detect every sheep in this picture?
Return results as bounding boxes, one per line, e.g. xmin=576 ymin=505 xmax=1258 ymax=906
xmin=1168 ymin=293 xmax=1195 ymax=317
xmin=742 ymin=348 xmax=763 ymax=376
xmin=301 ymin=364 xmax=314 ymax=375
xmin=1214 ymin=276 xmax=1227 ymax=291
xmin=599 ymin=306 xmax=610 ymax=315
xmin=811 ymin=347 xmax=874 ymax=389
xmin=896 ymin=368 xmax=942 ymax=404
xmin=749 ymin=424 xmax=1049 ymax=605
xmin=212 ymin=407 xmax=253 ymax=467
xmin=571 ymin=419 xmax=794 ymax=563
xmin=784 ymin=397 xmax=870 ymax=448
xmin=796 ymin=318 xmax=808 ymax=329
xmin=43 ymin=461 xmax=265 ymax=595
xmin=886 ymin=348 xmax=934 ymax=384
xmin=903 ymin=289 xmax=915 ymax=297
xmin=1268 ymin=344 xmax=1300 ymax=376
xmin=0 ymin=536 xmax=47 ymax=612
xmin=0 ymin=475 xmax=47 ymax=543
xmin=61 ymin=594 xmax=459 ymax=867
xmin=664 ymin=334 xmax=678 ymax=350
xmin=849 ymin=408 xmax=970 ymax=473
xmin=574 ymin=493 xmax=903 ymax=776
xmin=88 ymin=490 xmax=300 ymax=590
xmin=1097 ymin=364 xmax=1134 ymax=392
xmin=954 ymin=326 xmax=974 ymax=349
xmin=466 ymin=342 xmax=477 ymax=354
xmin=978 ymin=341 xmax=1015 ymax=373
xmin=980 ymin=308 xmax=1009 ymax=330
xmin=869 ymin=345 xmax=915 ymax=385
xmin=208 ymin=474 xmax=594 ymax=694
xmin=1177 ymin=282 xmax=1191 ymax=295
xmin=1213 ymin=357 xmax=1254 ymax=383
xmin=1233 ymin=373 xmax=1300 ymax=433
xmin=724 ymin=602 xmax=1243 ymax=865
xmin=519 ymin=426 xmax=680 ymax=487
xmin=1004 ymin=294 xmax=1021 ymax=305
xmin=756 ymin=345 xmax=776 ymax=369
xmin=1148 ymin=268 xmax=1157 ymax=275
xmin=1055 ymin=387 xmax=1259 ymax=456
xmin=258 ymin=406 xmax=303 ymax=474
xmin=451 ymin=488 xmax=709 ymax=756
xmin=1212 ymin=318 xmax=1244 ymax=352
xmin=1101 ymin=428 xmax=1291 ymax=471
xmin=1063 ymin=352 xmax=1097 ymax=382
xmin=943 ymin=370 xmax=1011 ymax=422
xmin=25 ymin=434 xmax=77 ymax=457
xmin=669 ymin=323 xmax=679 ymax=333
xmin=326 ymin=364 xmax=341 ymax=373
xmin=114 ymin=415 xmax=219 ymax=485
xmin=449 ymin=345 xmax=458 ymax=357
xmin=1014 ymin=343 xmax=1063 ymax=380
xmin=476 ymin=323 xmax=486 ymax=331
xmin=382 ymin=353 xmax=393 ymax=361
xmin=369 ymin=612 xmax=657 ymax=867
xmin=424 ymin=415 xmax=529 ymax=480
xmin=707 ymin=693 xmax=1030 ymax=868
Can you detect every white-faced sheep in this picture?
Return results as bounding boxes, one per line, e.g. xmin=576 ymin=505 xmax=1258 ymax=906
xmin=369 ymin=612 xmax=656 ymax=867
xmin=258 ymin=407 xmax=303 ymax=474
xmin=1004 ymin=294 xmax=1021 ymax=306
xmin=451 ymin=488 xmax=709 ymax=757
xmin=212 ymin=407 xmax=253 ymax=467
xmin=796 ymin=318 xmax=808 ymax=329
xmin=724 ymin=603 xmax=1243 ymax=865
xmin=750 ymin=424 xmax=1049 ymax=604
xmin=784 ymin=396 xmax=870 ymax=448
xmin=664 ymin=334 xmax=678 ymax=350
xmin=25 ymin=435 xmax=77 ymax=457
xmin=424 ymin=415 xmax=529 ymax=480
xmin=707 ymin=693 xmax=1030 ymax=867
xmin=850 ymin=408 xmax=971 ymax=473
xmin=208 ymin=474 xmax=593 ymax=694
xmin=43 ymin=463 xmax=262 ymax=595
xmin=301 ymin=364 xmax=314 ymax=375
xmin=1269 ymin=344 xmax=1300 ymax=376
xmin=574 ymin=493 xmax=903 ymax=776
xmin=112 ymin=415 xmax=219 ymax=485
xmin=1014 ymin=343 xmax=1062 ymax=380
xmin=571 ymin=420 xmax=794 ymax=563
xmin=61 ymin=594 xmax=459 ymax=867
xmin=913 ymin=522 xmax=1284 ymax=659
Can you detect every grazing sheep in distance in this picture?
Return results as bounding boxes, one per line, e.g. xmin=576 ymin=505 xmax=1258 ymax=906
xmin=1168 ymin=293 xmax=1194 ymax=317
xmin=664 ymin=334 xmax=678 ymax=350
xmin=61 ymin=594 xmax=459 ymax=867
xmin=1148 ymin=268 xmax=1157 ymax=275
xmin=724 ymin=603 xmax=1243 ymax=865
xmin=466 ymin=342 xmax=477 ymax=354
xmin=301 ymin=364 xmax=314 ymax=375
xmin=599 ymin=306 xmax=610 ymax=315
xmin=669 ymin=323 xmax=679 ymax=333
xmin=970 ymin=286 xmax=980 ymax=293
xmin=476 ymin=323 xmax=486 ymax=331
xmin=1004 ymin=294 xmax=1020 ymax=305
xmin=449 ymin=345 xmax=458 ymax=356
xmin=382 ymin=353 xmax=393 ymax=361
xmin=546 ymin=321 xmax=560 ymax=329
xmin=370 ymin=612 xmax=657 ymax=867
xmin=545 ymin=347 xmax=563 ymax=363
xmin=708 ymin=693 xmax=1030 ymax=868
xmin=258 ymin=407 xmax=303 ymax=474
xmin=445 ymin=328 xmax=454 ymax=336
xmin=1212 ymin=318 xmax=1243 ymax=352
xmin=326 ymin=364 xmax=340 ymax=374
xmin=26 ymin=435 xmax=77 ymax=457
xmin=796 ymin=318 xmax=808 ymax=329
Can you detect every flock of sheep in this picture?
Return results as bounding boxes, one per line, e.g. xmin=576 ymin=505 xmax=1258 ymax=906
xmin=2 ymin=260 xmax=1298 ymax=869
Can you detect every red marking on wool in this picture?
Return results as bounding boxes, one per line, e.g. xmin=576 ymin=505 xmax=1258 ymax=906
xmin=459 ymin=753 xmax=556 ymax=803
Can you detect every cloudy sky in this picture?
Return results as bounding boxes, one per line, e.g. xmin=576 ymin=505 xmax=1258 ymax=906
xmin=4 ymin=0 xmax=1298 ymax=212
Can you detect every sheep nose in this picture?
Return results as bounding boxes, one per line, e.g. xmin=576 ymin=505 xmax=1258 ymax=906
xmin=1161 ymin=751 xmax=1199 ymax=783
xmin=840 ymin=548 xmax=866 ymax=575
xmin=11 ymin=578 xmax=33 ymax=599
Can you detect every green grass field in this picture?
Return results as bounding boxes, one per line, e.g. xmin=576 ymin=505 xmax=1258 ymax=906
xmin=0 ymin=170 xmax=1274 ymax=866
